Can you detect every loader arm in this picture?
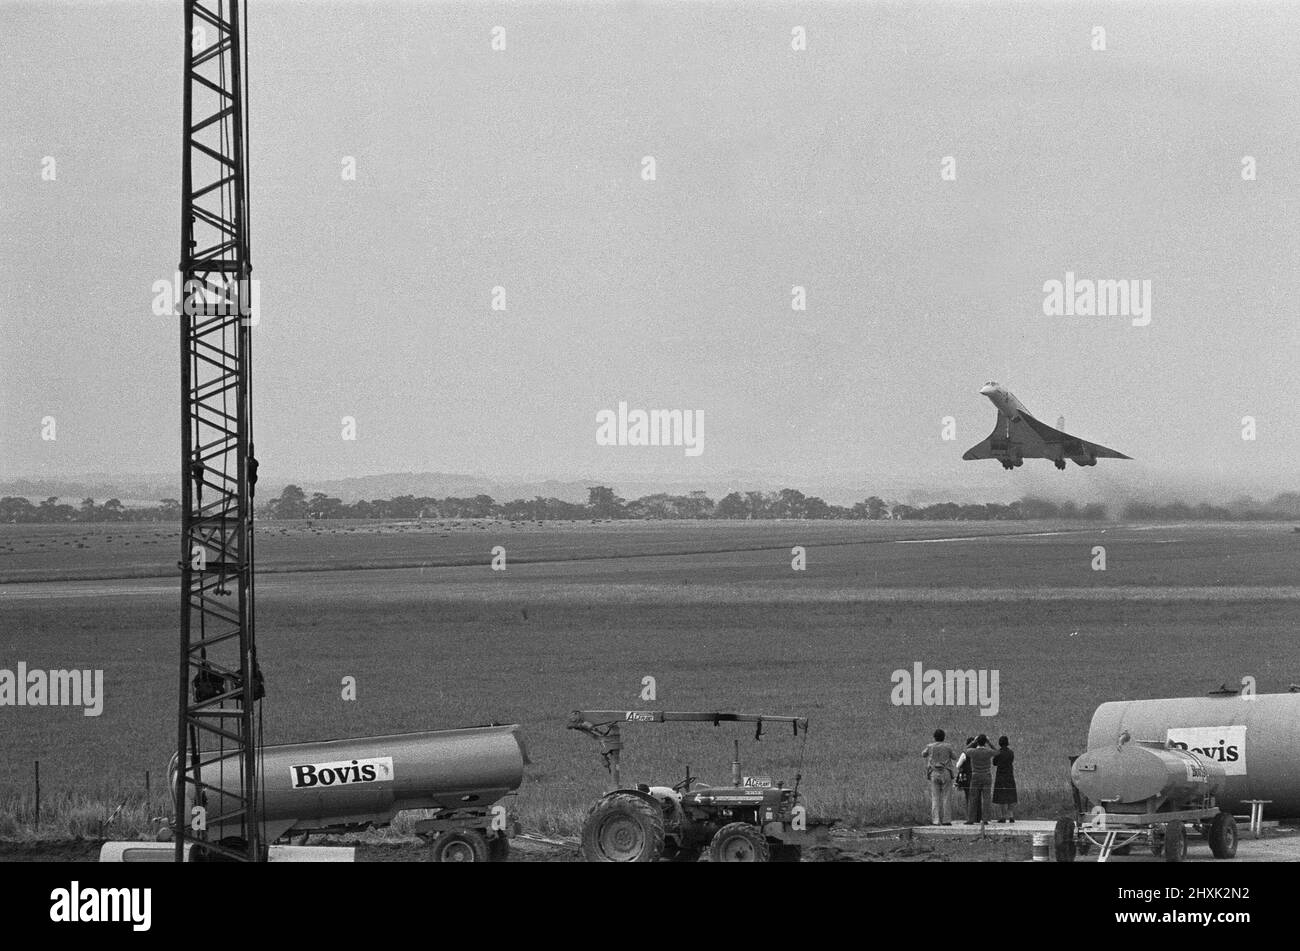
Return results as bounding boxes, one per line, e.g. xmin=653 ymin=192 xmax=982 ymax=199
xmin=567 ymin=710 xmax=808 ymax=733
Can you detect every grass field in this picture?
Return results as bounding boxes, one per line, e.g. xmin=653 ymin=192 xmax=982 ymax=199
xmin=2 ymin=519 xmax=1297 ymax=841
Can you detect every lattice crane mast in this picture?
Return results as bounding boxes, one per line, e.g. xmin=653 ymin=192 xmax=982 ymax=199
xmin=175 ymin=0 xmax=263 ymax=862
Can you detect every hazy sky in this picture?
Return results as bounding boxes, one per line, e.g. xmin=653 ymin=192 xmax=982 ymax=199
xmin=3 ymin=0 xmax=1298 ymax=500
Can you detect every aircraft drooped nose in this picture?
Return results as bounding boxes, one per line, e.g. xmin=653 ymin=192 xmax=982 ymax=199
xmin=979 ymin=383 xmax=997 ymax=396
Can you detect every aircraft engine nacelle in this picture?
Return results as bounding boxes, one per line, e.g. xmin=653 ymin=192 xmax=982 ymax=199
xmin=995 ymin=447 xmax=1023 ymax=468
xmin=1072 ymin=738 xmax=1224 ymax=814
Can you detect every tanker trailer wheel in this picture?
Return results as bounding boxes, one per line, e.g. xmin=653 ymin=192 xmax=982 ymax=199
xmin=709 ymin=822 xmax=771 ymax=863
xmin=1162 ymin=821 xmax=1187 ymax=863
xmin=581 ymin=793 xmax=665 ymax=862
xmin=1208 ymin=812 xmax=1238 ymax=859
xmin=1149 ymin=826 xmax=1164 ymax=856
xmin=1052 ymin=819 xmax=1077 ymax=862
xmin=431 ymin=830 xmax=490 ymax=863
xmin=487 ymin=833 xmax=510 ymax=862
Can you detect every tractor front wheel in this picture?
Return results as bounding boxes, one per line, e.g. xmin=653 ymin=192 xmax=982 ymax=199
xmin=709 ymin=823 xmax=771 ymax=863
xmin=581 ymin=793 xmax=665 ymax=862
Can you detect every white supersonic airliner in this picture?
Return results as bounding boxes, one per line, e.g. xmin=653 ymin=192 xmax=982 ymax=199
xmin=962 ymin=382 xmax=1131 ymax=470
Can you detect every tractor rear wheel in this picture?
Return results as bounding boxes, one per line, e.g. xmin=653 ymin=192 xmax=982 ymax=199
xmin=1163 ymin=821 xmax=1187 ymax=863
xmin=709 ymin=823 xmax=771 ymax=862
xmin=581 ymin=793 xmax=665 ymax=862
xmin=1208 ymin=812 xmax=1238 ymax=859
xmin=430 ymin=829 xmax=490 ymax=863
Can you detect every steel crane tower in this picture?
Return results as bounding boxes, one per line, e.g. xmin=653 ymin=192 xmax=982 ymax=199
xmin=175 ymin=0 xmax=263 ymax=862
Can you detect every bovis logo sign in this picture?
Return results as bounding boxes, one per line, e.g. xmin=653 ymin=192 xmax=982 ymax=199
xmin=1166 ymin=726 xmax=1247 ymax=777
xmin=290 ymin=756 xmax=394 ymax=789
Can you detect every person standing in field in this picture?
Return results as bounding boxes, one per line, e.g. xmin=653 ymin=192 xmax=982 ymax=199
xmin=921 ymin=728 xmax=958 ymax=825
xmin=956 ymin=734 xmax=996 ymax=825
xmin=955 ymin=735 xmax=974 ymax=817
xmin=992 ymin=735 xmax=1017 ymax=822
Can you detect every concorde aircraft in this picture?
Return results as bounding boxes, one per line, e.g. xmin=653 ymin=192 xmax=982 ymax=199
xmin=962 ymin=382 xmax=1131 ymax=470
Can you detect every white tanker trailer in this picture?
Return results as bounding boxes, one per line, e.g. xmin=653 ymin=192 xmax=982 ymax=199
xmin=1088 ymin=692 xmax=1300 ymax=816
xmin=157 ymin=724 xmax=528 ymax=862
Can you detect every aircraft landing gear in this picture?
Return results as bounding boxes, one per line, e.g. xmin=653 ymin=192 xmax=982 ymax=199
xmin=1054 ymin=458 xmax=1066 ymax=470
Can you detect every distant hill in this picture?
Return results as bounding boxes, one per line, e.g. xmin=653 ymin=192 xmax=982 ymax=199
xmin=300 ymin=474 xmax=596 ymax=505
xmin=0 ymin=472 xmax=604 ymax=506
xmin=2 ymin=471 xmax=919 ymax=507
xmin=7 ymin=470 xmax=1294 ymax=512
xmin=0 ymin=474 xmax=177 ymax=504
xmin=280 ymin=473 xmax=942 ymax=507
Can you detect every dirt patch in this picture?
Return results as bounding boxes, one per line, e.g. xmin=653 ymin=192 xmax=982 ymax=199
xmin=355 ymin=835 xmax=581 ymax=862
xmin=824 ymin=830 xmax=1033 ymax=862
xmin=0 ymin=830 xmax=1029 ymax=862
xmin=0 ymin=834 xmax=583 ymax=863
xmin=0 ymin=839 xmax=104 ymax=862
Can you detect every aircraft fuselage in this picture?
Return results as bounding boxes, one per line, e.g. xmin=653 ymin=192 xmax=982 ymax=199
xmin=979 ymin=382 xmax=1030 ymax=421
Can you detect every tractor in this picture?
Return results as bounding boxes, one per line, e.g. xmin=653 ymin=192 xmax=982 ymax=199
xmin=567 ymin=709 xmax=835 ymax=862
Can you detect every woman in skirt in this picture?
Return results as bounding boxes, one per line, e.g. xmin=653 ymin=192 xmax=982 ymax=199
xmin=992 ymin=735 xmax=1017 ymax=822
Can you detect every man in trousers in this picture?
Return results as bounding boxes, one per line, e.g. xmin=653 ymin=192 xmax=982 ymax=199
xmin=921 ymin=728 xmax=958 ymax=825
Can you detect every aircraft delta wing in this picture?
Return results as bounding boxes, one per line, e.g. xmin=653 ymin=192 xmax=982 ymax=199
xmin=962 ymin=382 xmax=1131 ymax=470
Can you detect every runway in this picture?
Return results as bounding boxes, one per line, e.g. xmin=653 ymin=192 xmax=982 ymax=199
xmin=4 ymin=571 xmax=1300 ymax=604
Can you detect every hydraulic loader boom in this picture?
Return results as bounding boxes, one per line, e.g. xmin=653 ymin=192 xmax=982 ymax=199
xmin=566 ymin=710 xmax=809 ymax=787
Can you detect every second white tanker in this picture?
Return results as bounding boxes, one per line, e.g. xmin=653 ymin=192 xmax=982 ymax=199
xmin=171 ymin=724 xmax=527 ymax=861
xmin=1088 ymin=692 xmax=1300 ymax=815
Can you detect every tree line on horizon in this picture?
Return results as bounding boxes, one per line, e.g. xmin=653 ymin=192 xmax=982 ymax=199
xmin=4 ymin=486 xmax=1300 ymax=524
